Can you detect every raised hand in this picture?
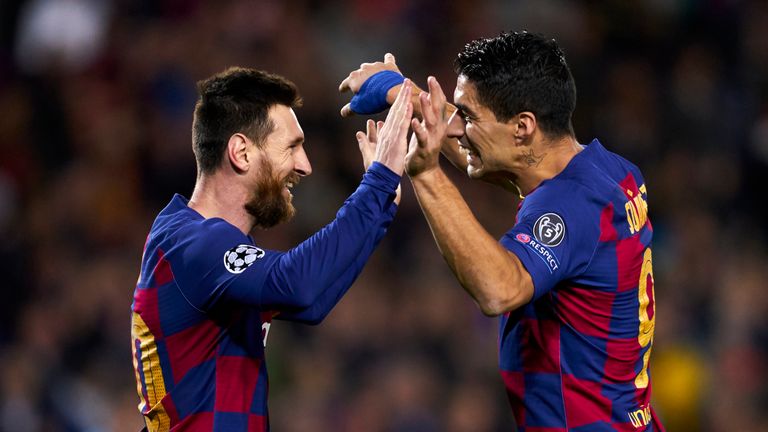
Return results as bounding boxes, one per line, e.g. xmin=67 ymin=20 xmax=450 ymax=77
xmin=370 ymin=80 xmax=413 ymax=175
xmin=355 ymin=119 xmax=384 ymax=171
xmin=356 ymin=119 xmax=402 ymax=203
xmin=406 ymin=76 xmax=449 ymax=177
xmin=339 ymin=53 xmax=402 ymax=117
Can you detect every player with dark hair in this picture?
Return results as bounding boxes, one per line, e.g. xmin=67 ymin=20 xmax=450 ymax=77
xmin=131 ymin=67 xmax=414 ymax=431
xmin=341 ymin=32 xmax=665 ymax=431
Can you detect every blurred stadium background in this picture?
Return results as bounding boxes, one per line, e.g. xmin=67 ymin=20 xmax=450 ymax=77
xmin=1 ymin=0 xmax=767 ymax=431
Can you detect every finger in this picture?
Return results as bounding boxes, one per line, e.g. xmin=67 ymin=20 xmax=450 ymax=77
xmin=419 ymin=91 xmax=435 ymax=127
xmin=427 ymin=76 xmax=447 ymax=119
xmin=387 ymin=84 xmax=412 ymax=131
xmin=403 ymin=102 xmax=414 ymax=132
xmin=395 ymin=101 xmax=414 ymax=142
xmin=355 ymin=131 xmax=367 ymax=148
xmin=340 ymin=103 xmax=354 ymax=118
xmin=407 ymin=122 xmax=419 ymax=153
xmin=384 ymin=53 xmax=396 ymax=65
xmin=427 ymin=76 xmax=446 ymax=105
xmin=411 ymin=118 xmax=428 ymax=147
xmin=407 ymin=128 xmax=419 ymax=152
xmin=389 ymin=79 xmax=411 ymax=113
xmin=366 ymin=119 xmax=377 ymax=143
xmin=401 ymin=101 xmax=413 ymax=143
xmin=339 ymin=76 xmax=351 ymax=92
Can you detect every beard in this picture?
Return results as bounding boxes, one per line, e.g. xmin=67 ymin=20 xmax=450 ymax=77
xmin=244 ymin=158 xmax=300 ymax=229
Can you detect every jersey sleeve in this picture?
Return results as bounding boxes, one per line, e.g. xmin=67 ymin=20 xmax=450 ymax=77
xmin=499 ymin=181 xmax=600 ymax=301
xmin=274 ymin=201 xmax=397 ymax=324
xmin=167 ymin=162 xmax=400 ymax=313
xmin=256 ymin=162 xmax=399 ymax=310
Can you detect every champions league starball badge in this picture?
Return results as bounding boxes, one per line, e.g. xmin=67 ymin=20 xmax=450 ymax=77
xmin=533 ymin=213 xmax=566 ymax=247
xmin=224 ymin=244 xmax=265 ymax=274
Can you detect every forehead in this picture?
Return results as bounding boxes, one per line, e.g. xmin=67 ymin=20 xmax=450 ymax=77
xmin=267 ymin=104 xmax=304 ymax=143
xmin=453 ymin=75 xmax=482 ymax=111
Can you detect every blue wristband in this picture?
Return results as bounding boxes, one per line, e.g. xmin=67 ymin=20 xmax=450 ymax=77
xmin=349 ymin=70 xmax=405 ymax=115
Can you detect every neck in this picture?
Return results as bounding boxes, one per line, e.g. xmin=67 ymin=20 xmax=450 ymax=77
xmin=512 ymin=135 xmax=582 ymax=197
xmin=188 ymin=171 xmax=254 ymax=235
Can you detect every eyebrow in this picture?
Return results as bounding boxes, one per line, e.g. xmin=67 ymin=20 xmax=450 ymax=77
xmin=454 ymin=103 xmax=477 ymax=118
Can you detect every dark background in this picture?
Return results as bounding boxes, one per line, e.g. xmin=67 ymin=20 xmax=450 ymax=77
xmin=1 ymin=1 xmax=767 ymax=431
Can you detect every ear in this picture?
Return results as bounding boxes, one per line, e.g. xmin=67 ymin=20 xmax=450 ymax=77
xmin=513 ymin=111 xmax=537 ymax=143
xmin=226 ymin=133 xmax=252 ymax=173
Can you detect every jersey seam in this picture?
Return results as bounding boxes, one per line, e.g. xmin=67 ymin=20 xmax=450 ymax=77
xmin=171 ymin=273 xmax=207 ymax=314
xmin=162 ymin=216 xmax=212 ymax=315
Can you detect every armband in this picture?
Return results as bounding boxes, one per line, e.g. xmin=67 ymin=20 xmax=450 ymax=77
xmin=349 ymin=70 xmax=405 ymax=115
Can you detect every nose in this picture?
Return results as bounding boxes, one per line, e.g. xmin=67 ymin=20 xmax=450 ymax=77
xmin=446 ymin=110 xmax=465 ymax=139
xmin=294 ymin=145 xmax=312 ymax=177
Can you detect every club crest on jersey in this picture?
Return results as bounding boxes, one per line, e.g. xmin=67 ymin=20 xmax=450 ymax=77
xmin=533 ymin=213 xmax=565 ymax=247
xmin=224 ymin=244 xmax=265 ymax=274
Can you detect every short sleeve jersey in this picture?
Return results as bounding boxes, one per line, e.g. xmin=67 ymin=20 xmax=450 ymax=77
xmin=498 ymin=140 xmax=664 ymax=431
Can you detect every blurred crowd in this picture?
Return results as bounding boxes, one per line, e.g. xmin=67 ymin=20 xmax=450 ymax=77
xmin=1 ymin=0 xmax=767 ymax=431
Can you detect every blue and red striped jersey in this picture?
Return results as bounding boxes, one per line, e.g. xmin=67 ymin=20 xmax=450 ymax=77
xmin=131 ymin=163 xmax=399 ymax=431
xmin=499 ymin=140 xmax=665 ymax=431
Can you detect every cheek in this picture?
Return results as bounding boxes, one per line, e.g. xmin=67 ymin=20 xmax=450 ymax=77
xmin=467 ymin=124 xmax=491 ymax=148
xmin=278 ymin=159 xmax=295 ymax=178
xmin=268 ymin=152 xmax=291 ymax=173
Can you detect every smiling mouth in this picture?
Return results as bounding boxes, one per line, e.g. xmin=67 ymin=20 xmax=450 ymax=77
xmin=460 ymin=145 xmax=480 ymax=162
xmin=284 ymin=176 xmax=300 ymax=197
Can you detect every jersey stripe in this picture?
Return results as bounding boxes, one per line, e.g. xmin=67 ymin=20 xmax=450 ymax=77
xmin=132 ymin=311 xmax=171 ymax=431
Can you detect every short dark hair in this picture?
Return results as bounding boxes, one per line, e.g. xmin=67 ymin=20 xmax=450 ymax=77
xmin=192 ymin=67 xmax=302 ymax=174
xmin=454 ymin=31 xmax=576 ymax=137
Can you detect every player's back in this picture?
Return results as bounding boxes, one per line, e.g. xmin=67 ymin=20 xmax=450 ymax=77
xmin=499 ymin=139 xmax=664 ymax=431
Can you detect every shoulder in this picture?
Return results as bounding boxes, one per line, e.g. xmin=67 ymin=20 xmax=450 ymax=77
xmin=151 ymin=211 xmax=254 ymax=263
xmin=521 ymin=179 xmax=600 ymax=219
xmin=178 ymin=218 xmax=252 ymax=255
xmin=515 ymin=179 xmax=604 ymax=248
xmin=167 ymin=216 xmax=279 ymax=283
xmin=586 ymin=140 xmax=648 ymax=189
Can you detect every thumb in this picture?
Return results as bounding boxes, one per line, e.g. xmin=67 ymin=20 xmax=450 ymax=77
xmin=407 ymin=130 xmax=420 ymax=155
xmin=340 ymin=103 xmax=355 ymax=118
xmin=384 ymin=53 xmax=396 ymax=65
xmin=355 ymin=131 xmax=368 ymax=149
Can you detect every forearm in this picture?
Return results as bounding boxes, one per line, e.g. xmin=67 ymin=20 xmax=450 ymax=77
xmin=260 ymin=163 xmax=398 ymax=308
xmin=409 ymin=169 xmax=532 ymax=315
xmin=275 ymin=202 xmax=396 ymax=324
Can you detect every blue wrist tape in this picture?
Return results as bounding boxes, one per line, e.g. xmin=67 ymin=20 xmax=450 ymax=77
xmin=349 ymin=70 xmax=405 ymax=115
